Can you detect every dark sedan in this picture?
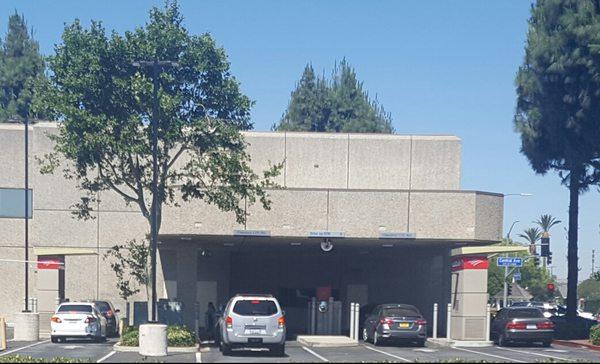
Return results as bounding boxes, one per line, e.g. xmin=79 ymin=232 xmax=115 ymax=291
xmin=491 ymin=307 xmax=554 ymax=347
xmin=362 ymin=304 xmax=427 ymax=347
xmin=91 ymin=300 xmax=120 ymax=337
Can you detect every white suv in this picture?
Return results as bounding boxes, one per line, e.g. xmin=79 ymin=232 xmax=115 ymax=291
xmin=218 ymin=294 xmax=286 ymax=356
xmin=50 ymin=302 xmax=107 ymax=343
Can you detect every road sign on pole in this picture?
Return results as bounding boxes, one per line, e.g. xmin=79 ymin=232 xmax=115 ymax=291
xmin=497 ymin=257 xmax=523 ymax=267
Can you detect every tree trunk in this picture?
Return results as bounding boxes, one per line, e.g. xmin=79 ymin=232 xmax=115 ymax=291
xmin=566 ymin=170 xmax=580 ymax=321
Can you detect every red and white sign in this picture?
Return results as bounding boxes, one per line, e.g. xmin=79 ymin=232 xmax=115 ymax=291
xmin=451 ymin=256 xmax=489 ymax=271
xmin=37 ymin=256 xmax=63 ymax=270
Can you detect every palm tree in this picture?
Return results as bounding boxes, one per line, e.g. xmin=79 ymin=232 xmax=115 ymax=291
xmin=535 ymin=214 xmax=561 ymax=237
xmin=519 ymin=227 xmax=542 ymax=255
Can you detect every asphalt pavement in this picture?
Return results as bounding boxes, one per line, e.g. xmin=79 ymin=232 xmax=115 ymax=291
xmin=1 ymin=338 xmax=599 ymax=362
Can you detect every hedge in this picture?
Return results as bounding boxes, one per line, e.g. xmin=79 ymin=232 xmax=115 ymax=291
xmin=590 ymin=324 xmax=600 ymax=346
xmin=120 ymin=325 xmax=196 ymax=347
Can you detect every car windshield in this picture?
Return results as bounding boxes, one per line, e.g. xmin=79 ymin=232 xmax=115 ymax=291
xmin=94 ymin=301 xmax=111 ymax=312
xmin=58 ymin=305 xmax=93 ymax=313
xmin=233 ymin=300 xmax=278 ymax=316
xmin=382 ymin=307 xmax=420 ymax=317
xmin=508 ymin=308 xmax=544 ymax=318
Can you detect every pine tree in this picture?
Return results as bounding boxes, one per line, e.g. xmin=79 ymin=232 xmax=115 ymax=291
xmin=0 ymin=12 xmax=46 ymax=122
xmin=274 ymin=59 xmax=394 ymax=133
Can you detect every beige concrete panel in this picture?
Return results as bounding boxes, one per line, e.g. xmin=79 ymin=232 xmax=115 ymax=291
xmin=410 ymin=136 xmax=461 ymax=190
xmin=245 ymin=189 xmax=328 ymax=236
xmin=475 ymin=193 xmax=504 ymax=242
xmin=32 ymin=210 xmax=97 ymax=248
xmin=0 ymin=247 xmax=30 ymax=322
xmin=98 ymin=211 xmax=148 ymax=247
xmin=160 ymin=199 xmax=243 ymax=236
xmin=347 ymin=134 xmax=411 ymax=189
xmin=243 ymin=132 xmax=285 ymax=186
xmin=452 ymin=293 xmax=489 ymax=316
xmin=0 ymin=124 xmax=27 ymax=187
xmin=0 ymin=219 xmax=23 ymax=246
xmin=451 ymin=269 xmax=489 ymax=293
xmin=98 ymin=189 xmax=141 ymax=212
xmin=32 ymin=124 xmax=90 ymax=210
xmin=409 ymin=192 xmax=476 ymax=240
xmin=97 ymin=248 xmax=144 ymax=313
xmin=328 ymin=191 xmax=408 ymax=238
xmin=451 ymin=315 xmax=486 ymax=340
xmin=64 ymin=254 xmax=97 ymax=302
xmin=284 ymin=133 xmax=348 ymax=189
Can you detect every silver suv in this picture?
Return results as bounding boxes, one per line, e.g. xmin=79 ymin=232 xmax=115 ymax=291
xmin=218 ymin=294 xmax=286 ymax=356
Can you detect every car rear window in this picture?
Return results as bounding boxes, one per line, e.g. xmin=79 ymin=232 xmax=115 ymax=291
xmin=58 ymin=305 xmax=93 ymax=313
xmin=382 ymin=307 xmax=420 ymax=317
xmin=94 ymin=301 xmax=111 ymax=312
xmin=508 ymin=308 xmax=544 ymax=318
xmin=233 ymin=300 xmax=278 ymax=316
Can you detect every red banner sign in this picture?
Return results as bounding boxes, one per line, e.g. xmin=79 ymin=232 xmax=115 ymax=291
xmin=37 ymin=256 xmax=63 ymax=270
xmin=451 ymin=256 xmax=488 ymax=271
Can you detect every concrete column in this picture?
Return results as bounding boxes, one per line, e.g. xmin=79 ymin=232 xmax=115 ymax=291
xmin=139 ymin=323 xmax=167 ymax=356
xmin=14 ymin=312 xmax=39 ymax=341
xmin=176 ymin=245 xmax=197 ymax=329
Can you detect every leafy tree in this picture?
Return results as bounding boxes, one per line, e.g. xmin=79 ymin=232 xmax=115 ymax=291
xmin=274 ymin=59 xmax=393 ymax=133
xmin=37 ymin=2 xmax=281 ymax=297
xmin=535 ymin=214 xmax=562 ymax=234
xmin=578 ymin=278 xmax=600 ymax=314
xmin=518 ymin=227 xmax=542 ymax=245
xmin=104 ymin=240 xmax=149 ymax=301
xmin=515 ymin=0 xmax=600 ymax=319
xmin=0 ymin=11 xmax=46 ymax=122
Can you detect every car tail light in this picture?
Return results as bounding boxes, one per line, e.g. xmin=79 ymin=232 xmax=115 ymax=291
xmin=278 ymin=316 xmax=286 ymax=328
xmin=537 ymin=321 xmax=555 ymax=330
xmin=251 ymin=300 xmax=260 ymax=304
xmin=506 ymin=322 xmax=526 ymax=330
xmin=84 ymin=316 xmax=96 ymax=324
xmin=50 ymin=316 xmax=62 ymax=323
xmin=380 ymin=318 xmax=394 ymax=325
xmin=416 ymin=319 xmax=427 ymax=326
xmin=106 ymin=310 xmax=114 ymax=318
xmin=226 ymin=316 xmax=233 ymax=328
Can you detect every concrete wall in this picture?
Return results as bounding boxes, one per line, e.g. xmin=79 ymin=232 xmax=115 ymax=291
xmin=0 ymin=122 xmax=500 ymax=323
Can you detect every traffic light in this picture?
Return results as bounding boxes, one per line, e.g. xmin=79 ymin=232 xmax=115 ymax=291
xmin=533 ymin=255 xmax=540 ymax=266
xmin=547 ymin=252 xmax=553 ymax=265
xmin=541 ymin=237 xmax=550 ymax=257
xmin=507 ymin=284 xmax=513 ymax=297
xmin=547 ymin=282 xmax=555 ymax=295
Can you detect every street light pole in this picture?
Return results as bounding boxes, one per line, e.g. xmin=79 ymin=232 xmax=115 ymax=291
xmin=24 ymin=112 xmax=30 ymax=313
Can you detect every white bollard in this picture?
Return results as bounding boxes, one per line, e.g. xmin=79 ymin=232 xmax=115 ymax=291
xmin=433 ymin=303 xmax=438 ymax=339
xmin=349 ymin=303 xmax=355 ymax=340
xmin=354 ymin=303 xmax=360 ymax=342
xmin=446 ymin=303 xmax=452 ymax=341
xmin=485 ymin=304 xmax=491 ymax=342
xmin=139 ymin=323 xmax=168 ymax=356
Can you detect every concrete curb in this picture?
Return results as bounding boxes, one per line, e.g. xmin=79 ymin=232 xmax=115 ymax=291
xmin=553 ymin=340 xmax=600 ymax=351
xmin=427 ymin=338 xmax=493 ymax=348
xmin=114 ymin=342 xmax=199 ymax=353
xmin=297 ymin=335 xmax=359 ymax=348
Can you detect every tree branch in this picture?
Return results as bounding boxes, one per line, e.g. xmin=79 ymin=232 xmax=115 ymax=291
xmin=98 ymin=164 xmax=139 ymax=203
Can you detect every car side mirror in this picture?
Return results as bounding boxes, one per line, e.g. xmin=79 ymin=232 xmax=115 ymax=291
xmin=115 ymin=309 xmax=120 ymax=313
xmin=282 ymin=310 xmax=286 ymax=316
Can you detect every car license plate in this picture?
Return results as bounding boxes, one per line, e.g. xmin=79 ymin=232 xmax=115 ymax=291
xmin=248 ymin=338 xmax=263 ymax=344
xmin=526 ymin=324 xmax=537 ymax=330
xmin=245 ymin=329 xmax=263 ymax=335
xmin=399 ymin=322 xmax=410 ymax=328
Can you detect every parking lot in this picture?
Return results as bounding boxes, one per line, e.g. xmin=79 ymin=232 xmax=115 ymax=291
xmin=1 ymin=339 xmax=599 ymax=363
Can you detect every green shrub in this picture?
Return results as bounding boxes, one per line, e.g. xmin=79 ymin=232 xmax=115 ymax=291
xmin=0 ymin=356 xmax=88 ymax=363
xmin=119 ymin=325 xmax=196 ymax=347
xmin=167 ymin=325 xmax=196 ymax=347
xmin=590 ymin=324 xmax=600 ymax=345
xmin=120 ymin=327 xmax=139 ymax=346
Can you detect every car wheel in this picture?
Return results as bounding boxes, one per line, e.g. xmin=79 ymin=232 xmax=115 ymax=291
xmin=373 ymin=331 xmax=382 ymax=346
xmin=221 ymin=343 xmax=232 ymax=356
xmin=362 ymin=328 xmax=370 ymax=342
xmin=51 ymin=336 xmax=58 ymax=344
xmin=272 ymin=343 xmax=285 ymax=357
xmin=542 ymin=340 xmax=551 ymax=347
xmin=417 ymin=339 xmax=426 ymax=347
xmin=498 ymin=334 xmax=507 ymax=347
xmin=58 ymin=337 xmax=66 ymax=343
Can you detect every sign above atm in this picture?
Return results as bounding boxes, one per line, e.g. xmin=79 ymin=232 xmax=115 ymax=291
xmin=451 ymin=256 xmax=489 ymax=271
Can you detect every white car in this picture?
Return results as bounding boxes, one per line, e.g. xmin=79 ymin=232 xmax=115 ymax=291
xmin=50 ymin=302 xmax=107 ymax=343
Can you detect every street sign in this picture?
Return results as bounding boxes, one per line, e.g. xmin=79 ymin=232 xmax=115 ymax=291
xmin=497 ymin=257 xmax=523 ymax=267
xmin=513 ymin=271 xmax=521 ymax=281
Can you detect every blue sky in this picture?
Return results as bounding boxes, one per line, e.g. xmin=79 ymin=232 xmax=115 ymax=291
xmin=2 ymin=0 xmax=598 ymax=281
